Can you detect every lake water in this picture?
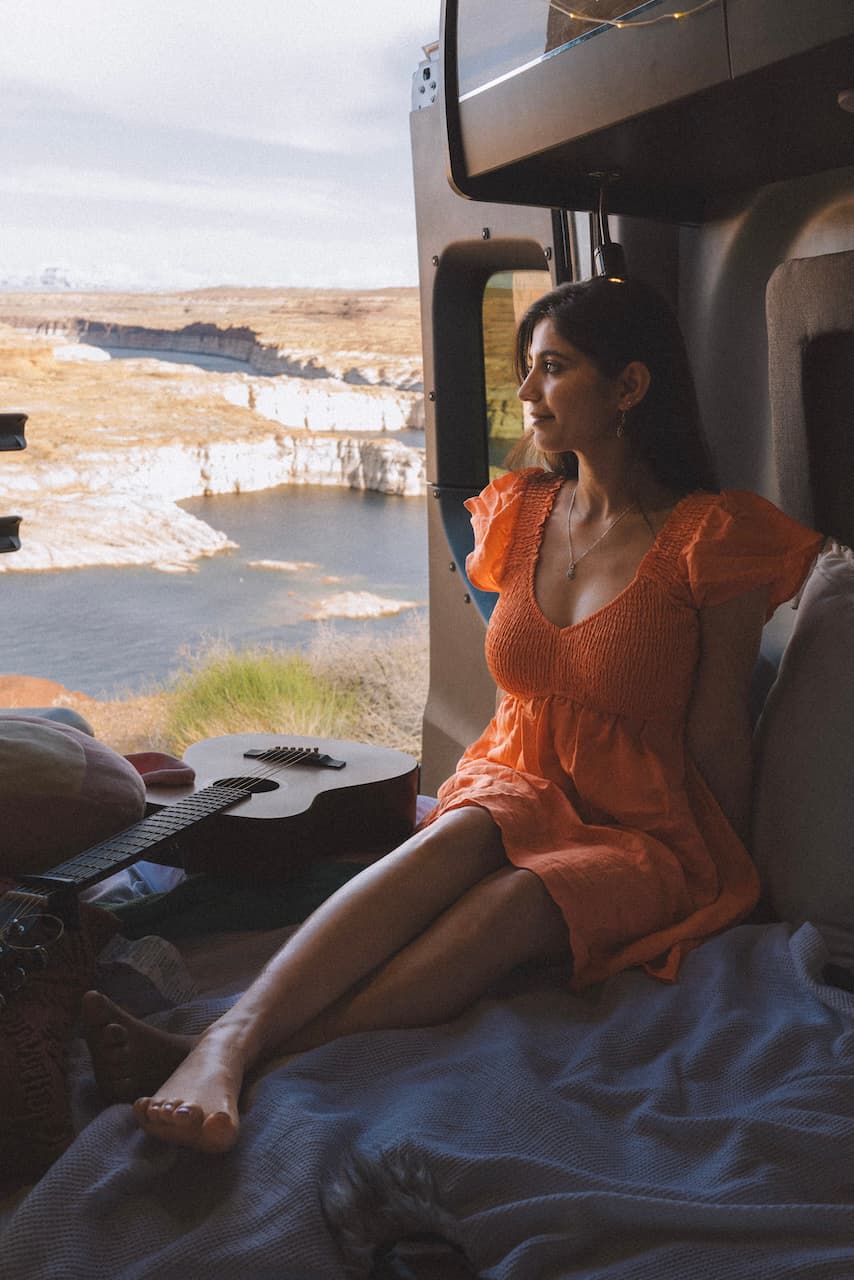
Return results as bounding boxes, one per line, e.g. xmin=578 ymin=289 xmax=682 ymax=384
xmin=1 ymin=485 xmax=428 ymax=699
xmin=105 ymin=346 xmax=275 ymax=374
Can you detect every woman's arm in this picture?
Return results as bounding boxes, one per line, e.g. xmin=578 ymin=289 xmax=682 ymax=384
xmin=686 ymin=585 xmax=769 ymax=844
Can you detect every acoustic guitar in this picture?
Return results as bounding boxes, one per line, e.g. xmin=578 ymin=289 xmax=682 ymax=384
xmin=143 ymin=733 xmax=420 ymax=879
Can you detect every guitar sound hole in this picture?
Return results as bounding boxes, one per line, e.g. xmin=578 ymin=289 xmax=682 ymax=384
xmin=215 ymin=775 xmax=279 ymax=794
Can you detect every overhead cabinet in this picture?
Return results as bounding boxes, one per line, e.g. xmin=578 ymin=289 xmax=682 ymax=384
xmin=446 ymin=0 xmax=854 ymax=221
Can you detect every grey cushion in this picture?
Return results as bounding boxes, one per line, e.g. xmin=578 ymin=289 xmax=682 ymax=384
xmin=752 ymin=542 xmax=854 ymax=967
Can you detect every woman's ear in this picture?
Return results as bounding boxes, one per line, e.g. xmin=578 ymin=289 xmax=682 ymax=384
xmin=618 ymin=360 xmax=651 ymax=409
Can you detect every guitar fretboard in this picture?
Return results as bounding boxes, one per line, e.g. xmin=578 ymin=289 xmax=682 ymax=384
xmin=29 ymin=783 xmax=250 ymax=892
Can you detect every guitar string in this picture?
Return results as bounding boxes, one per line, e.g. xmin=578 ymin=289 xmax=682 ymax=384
xmin=211 ymin=745 xmax=325 ymax=789
xmin=0 ymin=745 xmax=338 ymax=942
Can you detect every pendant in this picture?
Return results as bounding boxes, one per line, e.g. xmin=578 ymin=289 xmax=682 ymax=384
xmin=566 ymin=564 xmax=577 ymax=580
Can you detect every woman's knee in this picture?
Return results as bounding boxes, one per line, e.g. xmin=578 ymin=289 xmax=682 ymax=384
xmin=404 ymin=805 xmax=505 ymax=868
xmin=427 ymin=804 xmax=501 ymax=842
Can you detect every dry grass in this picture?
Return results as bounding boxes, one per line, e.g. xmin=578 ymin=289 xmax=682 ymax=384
xmin=307 ymin=614 xmax=429 ymax=756
xmin=84 ymin=692 xmax=172 ymax=756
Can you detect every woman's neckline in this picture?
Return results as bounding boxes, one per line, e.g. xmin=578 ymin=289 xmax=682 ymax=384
xmin=529 ymin=475 xmax=691 ymax=633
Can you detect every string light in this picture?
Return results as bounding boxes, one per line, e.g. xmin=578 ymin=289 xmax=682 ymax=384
xmin=548 ymin=0 xmax=720 ymax=30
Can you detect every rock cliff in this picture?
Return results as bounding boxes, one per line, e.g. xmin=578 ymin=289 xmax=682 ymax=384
xmin=221 ymin=374 xmax=422 ymax=434
xmin=0 ymin=433 xmax=426 ymax=573
xmin=69 ymin=319 xmax=424 ymax=390
xmin=0 ymin=301 xmax=427 ymax=574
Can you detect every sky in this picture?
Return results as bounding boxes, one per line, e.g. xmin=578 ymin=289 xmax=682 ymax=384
xmin=0 ymin=0 xmax=441 ymax=290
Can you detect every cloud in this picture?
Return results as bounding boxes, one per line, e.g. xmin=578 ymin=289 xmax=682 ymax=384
xmin=0 ymin=1 xmax=439 ymax=152
xmin=1 ymin=165 xmax=348 ymax=220
xmin=0 ymin=0 xmax=440 ymax=287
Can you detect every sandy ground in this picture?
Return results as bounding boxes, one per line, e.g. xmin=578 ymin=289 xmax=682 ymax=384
xmin=0 ymin=675 xmax=168 ymax=755
xmin=0 ymin=285 xmax=422 ymax=360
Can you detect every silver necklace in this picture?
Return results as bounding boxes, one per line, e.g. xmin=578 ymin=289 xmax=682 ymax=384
xmin=566 ymin=486 xmax=635 ymax=580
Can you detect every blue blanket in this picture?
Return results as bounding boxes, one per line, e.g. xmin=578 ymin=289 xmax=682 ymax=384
xmin=3 ymin=922 xmax=854 ymax=1279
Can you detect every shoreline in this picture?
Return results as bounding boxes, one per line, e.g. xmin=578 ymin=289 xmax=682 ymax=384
xmin=0 ymin=437 xmax=426 ymax=575
xmin=1 ymin=315 xmax=426 ymax=574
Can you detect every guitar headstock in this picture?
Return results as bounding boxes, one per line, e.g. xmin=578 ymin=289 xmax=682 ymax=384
xmin=0 ymin=906 xmax=64 ymax=1011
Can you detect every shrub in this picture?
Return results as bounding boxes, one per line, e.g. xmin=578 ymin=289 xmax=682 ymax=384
xmin=163 ymin=642 xmax=356 ymax=754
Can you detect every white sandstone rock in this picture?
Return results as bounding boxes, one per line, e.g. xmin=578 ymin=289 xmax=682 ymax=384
xmin=308 ymin=591 xmax=422 ymax=621
xmin=52 ymin=343 xmax=112 ymax=362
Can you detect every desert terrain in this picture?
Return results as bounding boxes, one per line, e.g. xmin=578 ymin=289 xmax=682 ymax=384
xmin=0 ymin=287 xmax=426 ymax=573
xmin=0 ymin=286 xmax=422 ymax=462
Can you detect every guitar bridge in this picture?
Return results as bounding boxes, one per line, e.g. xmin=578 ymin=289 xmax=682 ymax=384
xmin=243 ymin=745 xmax=346 ymax=770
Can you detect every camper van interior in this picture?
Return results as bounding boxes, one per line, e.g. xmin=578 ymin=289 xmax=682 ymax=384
xmin=3 ymin=2 xmax=854 ymax=1276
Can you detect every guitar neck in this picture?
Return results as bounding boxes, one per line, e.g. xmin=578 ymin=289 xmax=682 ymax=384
xmin=21 ymin=783 xmax=250 ymax=896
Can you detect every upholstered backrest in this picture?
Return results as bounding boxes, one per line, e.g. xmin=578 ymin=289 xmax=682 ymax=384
xmin=766 ymin=250 xmax=854 ymax=544
xmin=754 ymin=251 xmax=854 ymax=952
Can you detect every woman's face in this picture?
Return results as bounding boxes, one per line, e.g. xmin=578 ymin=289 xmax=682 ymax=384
xmin=518 ymin=318 xmax=623 ymax=456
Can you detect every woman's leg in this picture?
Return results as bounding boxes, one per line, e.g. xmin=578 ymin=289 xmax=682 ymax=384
xmin=130 ymin=860 xmax=569 ymax=1151
xmin=99 ymin=806 xmax=507 ymax=1152
xmin=282 ymin=864 xmax=569 ymax=1050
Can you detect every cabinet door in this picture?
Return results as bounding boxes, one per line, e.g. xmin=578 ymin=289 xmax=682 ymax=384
xmin=726 ymin=0 xmax=854 ymax=78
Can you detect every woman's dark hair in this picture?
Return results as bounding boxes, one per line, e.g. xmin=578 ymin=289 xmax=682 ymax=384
xmin=509 ymin=276 xmax=719 ymax=494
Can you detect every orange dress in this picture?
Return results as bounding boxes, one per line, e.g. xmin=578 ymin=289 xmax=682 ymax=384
xmin=429 ymin=468 xmax=824 ymax=990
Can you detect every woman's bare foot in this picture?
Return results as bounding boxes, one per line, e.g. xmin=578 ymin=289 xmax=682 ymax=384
xmin=132 ymin=1028 xmax=246 ymax=1153
xmin=82 ymin=990 xmax=195 ymax=1103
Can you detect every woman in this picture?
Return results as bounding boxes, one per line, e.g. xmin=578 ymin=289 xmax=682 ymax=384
xmin=84 ymin=276 xmax=823 ymax=1154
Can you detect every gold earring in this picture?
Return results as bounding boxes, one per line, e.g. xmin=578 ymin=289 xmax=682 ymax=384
xmin=617 ymin=408 xmax=627 ymax=439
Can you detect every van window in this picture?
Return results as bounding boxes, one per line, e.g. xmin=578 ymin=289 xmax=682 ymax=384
xmin=483 ymin=269 xmax=550 ymax=477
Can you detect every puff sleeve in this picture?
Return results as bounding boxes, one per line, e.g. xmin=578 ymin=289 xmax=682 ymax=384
xmin=463 ymin=468 xmax=536 ymax=592
xmin=680 ymin=490 xmax=824 ymax=618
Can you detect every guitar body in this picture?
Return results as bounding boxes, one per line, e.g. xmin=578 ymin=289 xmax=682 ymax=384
xmin=144 ymin=734 xmax=420 ymax=879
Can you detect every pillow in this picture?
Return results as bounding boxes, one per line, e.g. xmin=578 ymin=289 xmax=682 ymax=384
xmin=752 ymin=542 xmax=854 ymax=967
xmin=0 ymin=716 xmax=146 ymax=879
xmin=0 ymin=706 xmax=95 ymax=735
